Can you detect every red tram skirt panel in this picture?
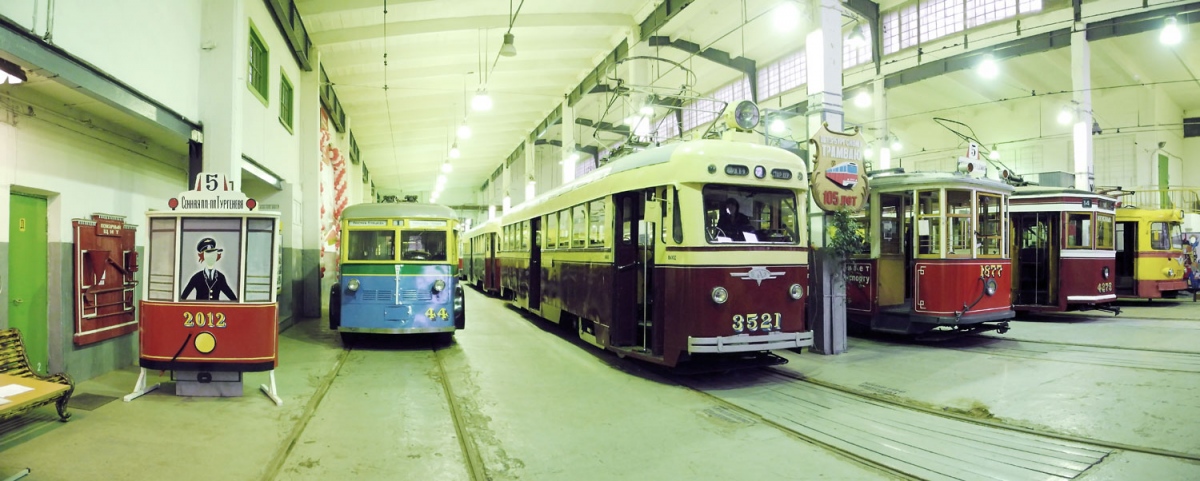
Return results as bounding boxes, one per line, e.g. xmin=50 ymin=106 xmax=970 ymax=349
xmin=914 ymin=260 xmax=1013 ymax=322
xmin=138 ymin=301 xmax=278 ymax=371
xmin=1060 ymin=257 xmax=1117 ymax=305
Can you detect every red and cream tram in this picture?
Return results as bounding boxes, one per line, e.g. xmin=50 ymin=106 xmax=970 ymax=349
xmin=463 ymin=218 xmax=502 ymax=296
xmin=494 ymin=102 xmax=813 ymax=367
xmin=846 ymin=170 xmax=1015 ymax=335
xmin=1009 ymin=186 xmax=1119 ymax=313
xmin=126 ymin=173 xmax=282 ymax=404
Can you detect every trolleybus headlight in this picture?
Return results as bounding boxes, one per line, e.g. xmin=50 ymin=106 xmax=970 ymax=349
xmin=984 ymin=278 xmax=998 ymax=296
xmin=789 ymin=283 xmax=803 ymax=300
xmin=347 ymin=279 xmax=360 ymax=292
xmin=711 ymin=287 xmax=729 ymax=304
xmin=433 ymin=279 xmax=447 ymax=293
xmin=1102 ymin=266 xmax=1110 ymax=279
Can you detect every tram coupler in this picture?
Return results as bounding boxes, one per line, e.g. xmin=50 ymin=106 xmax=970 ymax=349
xmin=1089 ymin=304 xmax=1122 ymax=315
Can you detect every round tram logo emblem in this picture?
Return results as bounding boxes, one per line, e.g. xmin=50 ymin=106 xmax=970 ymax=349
xmin=810 ymin=124 xmax=869 ymax=213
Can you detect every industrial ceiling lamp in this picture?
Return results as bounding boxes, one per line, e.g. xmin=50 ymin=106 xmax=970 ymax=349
xmin=0 ymin=58 xmax=27 ymax=85
xmin=449 ymin=141 xmax=461 ymax=159
xmin=442 ymin=158 xmax=453 ymax=173
xmin=1161 ymin=16 xmax=1182 ymax=46
xmin=889 ymin=134 xmax=902 ymax=152
xmin=457 ymin=121 xmax=472 ymax=139
xmin=472 ymin=88 xmax=493 ymax=111
xmin=988 ymin=145 xmax=1000 ymax=160
xmin=847 ymin=23 xmax=866 ymax=47
xmin=500 ymin=33 xmax=517 ymax=57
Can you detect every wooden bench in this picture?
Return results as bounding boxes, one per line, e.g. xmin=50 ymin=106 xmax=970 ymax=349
xmin=0 ymin=328 xmax=73 ymax=422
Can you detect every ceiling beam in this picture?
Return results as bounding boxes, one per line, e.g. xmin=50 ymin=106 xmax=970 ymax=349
xmin=648 ymin=36 xmax=757 ymax=101
xmin=311 ymin=13 xmax=634 ymax=44
xmin=297 ymin=0 xmax=433 ymax=16
xmin=1086 ymin=3 xmax=1200 ymax=41
xmin=842 ymin=0 xmax=881 ymax=75
xmin=638 ymin=0 xmax=698 ymax=42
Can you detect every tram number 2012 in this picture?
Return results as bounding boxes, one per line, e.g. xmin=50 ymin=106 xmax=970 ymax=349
xmin=732 ymin=313 xmax=782 ymax=333
xmin=183 ymin=312 xmax=227 ymax=328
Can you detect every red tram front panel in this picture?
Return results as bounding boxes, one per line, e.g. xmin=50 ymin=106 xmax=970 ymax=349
xmin=657 ymin=264 xmax=809 ymax=366
xmin=914 ymin=260 xmax=1013 ymax=322
xmin=1060 ymin=256 xmax=1117 ymax=306
xmin=139 ymin=301 xmax=278 ymax=371
xmin=845 ymin=261 xmax=877 ymax=314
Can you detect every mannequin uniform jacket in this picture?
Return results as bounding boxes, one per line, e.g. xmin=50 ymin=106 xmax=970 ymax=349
xmin=180 ymin=269 xmax=239 ymax=301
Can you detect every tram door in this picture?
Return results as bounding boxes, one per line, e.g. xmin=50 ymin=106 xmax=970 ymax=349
xmin=1114 ymin=221 xmax=1136 ymax=295
xmin=529 ymin=217 xmax=542 ymax=310
xmin=1012 ymin=213 xmax=1056 ymax=305
xmin=610 ymin=192 xmax=642 ymax=346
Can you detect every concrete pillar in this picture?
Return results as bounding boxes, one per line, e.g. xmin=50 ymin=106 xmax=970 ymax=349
xmin=561 ymin=101 xmax=577 ymax=185
xmin=805 ymin=0 xmax=846 ymax=356
xmin=198 ymin=0 xmax=246 ymax=183
xmin=873 ymin=77 xmax=890 ymax=170
xmin=298 ymin=52 xmax=322 ymax=318
xmin=1071 ymin=28 xmax=1094 ymax=191
xmin=525 ymin=138 xmax=536 ymax=200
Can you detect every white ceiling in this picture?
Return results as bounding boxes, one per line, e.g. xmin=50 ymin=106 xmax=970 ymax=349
xmin=297 ymin=0 xmax=1200 ymax=204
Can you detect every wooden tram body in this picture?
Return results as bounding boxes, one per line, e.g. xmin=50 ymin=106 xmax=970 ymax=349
xmin=1009 ymin=187 xmax=1119 ymax=313
xmin=493 ymin=137 xmax=814 ymax=367
xmin=1113 ymin=207 xmax=1187 ymax=298
xmin=329 ymin=203 xmax=465 ymax=339
xmin=463 ymin=219 xmax=502 ymax=296
xmin=846 ymin=171 xmax=1015 ymax=335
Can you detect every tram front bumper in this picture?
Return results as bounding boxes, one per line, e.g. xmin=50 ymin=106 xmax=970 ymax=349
xmin=688 ymin=331 xmax=814 ymax=354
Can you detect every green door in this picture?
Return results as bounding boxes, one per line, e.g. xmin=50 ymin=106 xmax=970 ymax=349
xmin=8 ymin=194 xmax=49 ymax=375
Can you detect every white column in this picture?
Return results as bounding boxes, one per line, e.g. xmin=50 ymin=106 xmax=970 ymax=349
xmin=561 ymin=101 xmax=577 ymax=184
xmin=1071 ymin=28 xmax=1094 ymax=191
xmin=298 ymin=51 xmax=322 ymax=317
xmin=873 ymin=77 xmax=890 ymax=170
xmin=806 ymin=0 xmax=845 ymax=136
xmin=525 ymin=138 xmax=536 ymax=200
xmin=199 ymin=0 xmax=246 ymax=183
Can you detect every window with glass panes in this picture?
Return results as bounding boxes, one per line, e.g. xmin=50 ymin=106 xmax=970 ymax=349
xmin=279 ymin=70 xmax=294 ymax=132
xmin=248 ymin=22 xmax=269 ymax=102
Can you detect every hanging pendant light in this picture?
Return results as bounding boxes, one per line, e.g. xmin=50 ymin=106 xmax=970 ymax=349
xmin=472 ymin=89 xmax=492 ymax=111
xmin=500 ymin=32 xmax=517 ymax=57
xmin=457 ymin=121 xmax=472 ymax=139
xmin=449 ymin=142 xmax=461 ymax=159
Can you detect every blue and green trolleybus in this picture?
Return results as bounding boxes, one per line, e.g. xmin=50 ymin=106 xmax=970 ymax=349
xmin=329 ymin=203 xmax=465 ymax=342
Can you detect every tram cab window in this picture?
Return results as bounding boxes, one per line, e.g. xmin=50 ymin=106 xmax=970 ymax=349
xmin=572 ymin=205 xmax=588 ymax=247
xmin=347 ymin=229 xmax=395 ymax=261
xmin=589 ymin=200 xmax=606 ymax=247
xmin=977 ymin=193 xmax=1003 ymax=257
xmin=547 ymin=213 xmax=559 ymax=248
xmin=148 ymin=218 xmax=177 ymax=301
xmin=1096 ymin=214 xmax=1114 ymax=249
xmin=1067 ymin=214 xmax=1093 ymax=248
xmin=1150 ymin=222 xmax=1169 ymax=249
xmin=947 ymin=190 xmax=972 ymax=256
xmin=701 ymin=185 xmax=799 ymax=244
xmin=879 ymin=194 xmax=906 ymax=255
xmin=1171 ymin=223 xmax=1183 ymax=250
xmin=400 ymin=230 xmax=447 ymax=261
xmin=917 ymin=190 xmax=942 ymax=256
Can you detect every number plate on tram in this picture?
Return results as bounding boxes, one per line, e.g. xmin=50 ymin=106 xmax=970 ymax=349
xmin=732 ymin=313 xmax=782 ymax=333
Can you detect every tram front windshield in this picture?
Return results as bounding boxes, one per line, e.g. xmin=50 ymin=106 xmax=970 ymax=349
xmin=401 ymin=230 xmax=448 ymax=261
xmin=347 ymin=230 xmax=395 ymax=261
xmin=703 ymin=185 xmax=799 ymax=244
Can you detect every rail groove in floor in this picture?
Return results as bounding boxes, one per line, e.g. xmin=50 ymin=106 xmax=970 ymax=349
xmin=959 ymin=339 xmax=1200 ymax=373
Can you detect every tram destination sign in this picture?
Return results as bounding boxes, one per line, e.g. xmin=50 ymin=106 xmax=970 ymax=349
xmin=809 ymin=124 xmax=869 ymax=212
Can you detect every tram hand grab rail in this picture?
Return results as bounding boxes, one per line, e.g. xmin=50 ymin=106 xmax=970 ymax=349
xmin=957 ymin=276 xmax=988 ymax=320
xmin=617 ymin=261 xmax=642 ymax=272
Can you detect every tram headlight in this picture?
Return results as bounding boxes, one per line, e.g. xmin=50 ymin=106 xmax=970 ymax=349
xmin=1164 ymin=268 xmax=1177 ymax=278
xmin=433 ymin=279 xmax=447 ymax=293
xmin=711 ymin=286 xmax=729 ymax=304
xmin=984 ymin=278 xmax=998 ymax=296
xmin=1102 ymin=266 xmax=1110 ymax=279
xmin=723 ymin=100 xmax=760 ymax=131
xmin=347 ymin=279 xmax=360 ymax=292
xmin=789 ymin=283 xmax=804 ymax=300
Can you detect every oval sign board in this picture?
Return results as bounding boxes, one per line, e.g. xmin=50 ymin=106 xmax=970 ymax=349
xmin=810 ymin=123 xmax=869 ymax=212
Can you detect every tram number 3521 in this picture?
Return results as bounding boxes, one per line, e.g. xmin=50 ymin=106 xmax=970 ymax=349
xmin=732 ymin=313 xmax=783 ymax=333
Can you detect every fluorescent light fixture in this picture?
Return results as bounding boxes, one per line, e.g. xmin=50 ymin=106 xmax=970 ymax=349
xmin=241 ymin=156 xmax=282 ymax=189
xmin=772 ymin=1 xmax=801 ymax=32
xmin=449 ymin=142 xmax=461 ymax=159
xmin=471 ymin=89 xmax=493 ymax=111
xmin=457 ymin=122 xmax=472 ymax=139
xmin=978 ymin=55 xmax=998 ymax=79
xmin=853 ymin=91 xmax=871 ymax=108
xmin=500 ymin=32 xmax=517 ymax=57
xmin=1161 ymin=16 xmax=1182 ymax=46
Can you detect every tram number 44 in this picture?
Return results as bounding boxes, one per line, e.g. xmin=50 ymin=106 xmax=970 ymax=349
xmin=425 ymin=308 xmax=449 ymax=320
xmin=183 ymin=312 xmax=227 ymax=328
xmin=732 ymin=313 xmax=782 ymax=333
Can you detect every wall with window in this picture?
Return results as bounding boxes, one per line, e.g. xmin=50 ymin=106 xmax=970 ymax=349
xmin=0 ymin=0 xmax=203 ymax=121
xmin=241 ymin=0 xmax=302 ymax=184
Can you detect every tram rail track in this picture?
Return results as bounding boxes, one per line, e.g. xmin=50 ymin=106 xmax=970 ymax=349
xmin=960 ymin=336 xmax=1200 ymax=372
xmin=432 ymin=340 xmax=488 ymax=481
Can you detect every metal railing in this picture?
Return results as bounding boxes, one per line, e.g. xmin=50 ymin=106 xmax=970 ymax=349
xmin=1118 ymin=187 xmax=1200 ymax=213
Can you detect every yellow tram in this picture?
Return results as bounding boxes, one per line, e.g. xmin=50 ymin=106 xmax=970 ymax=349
xmin=1114 ymin=207 xmax=1187 ymax=298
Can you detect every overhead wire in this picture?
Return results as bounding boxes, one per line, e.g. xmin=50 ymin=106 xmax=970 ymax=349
xmin=382 ymin=0 xmax=402 ymax=179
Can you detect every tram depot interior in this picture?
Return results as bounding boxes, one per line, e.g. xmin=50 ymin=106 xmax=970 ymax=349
xmin=2 ymin=0 xmax=1200 ymax=480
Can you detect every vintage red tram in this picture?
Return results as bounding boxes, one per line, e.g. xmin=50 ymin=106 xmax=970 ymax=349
xmin=463 ymin=218 xmax=502 ymax=296
xmin=846 ymin=170 xmax=1016 ymax=335
xmin=1009 ymin=186 xmax=1119 ymax=313
xmin=492 ymin=106 xmax=814 ymax=367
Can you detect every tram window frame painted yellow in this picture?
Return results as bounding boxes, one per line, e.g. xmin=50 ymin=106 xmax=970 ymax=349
xmin=589 ymin=200 xmax=606 ymax=247
xmin=850 ymin=196 xmax=871 ymax=258
xmin=1170 ymin=222 xmax=1183 ymax=250
xmin=916 ymin=189 xmax=942 ymax=258
xmin=976 ymin=193 xmax=1003 ymax=258
xmin=1065 ymin=213 xmax=1094 ymax=249
xmin=148 ymin=217 xmax=178 ymax=301
xmin=399 ymin=229 xmax=450 ymax=262
xmin=521 ymin=221 xmax=530 ymax=251
xmin=572 ymin=204 xmax=588 ymax=248
xmin=558 ymin=210 xmax=571 ymax=248
xmin=879 ymin=193 xmax=906 ymax=256
xmin=1096 ymin=214 xmax=1114 ymax=250
xmin=946 ymin=190 xmax=973 ymax=257
xmin=1150 ymin=222 xmax=1169 ymax=250
xmin=546 ymin=212 xmax=559 ymax=249
xmin=345 ymin=227 xmax=397 ymax=262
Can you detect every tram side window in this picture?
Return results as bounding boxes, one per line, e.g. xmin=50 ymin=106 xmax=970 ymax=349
xmin=947 ymin=190 xmax=972 ymax=256
xmin=244 ymin=218 xmax=276 ymax=301
xmin=401 ymin=230 xmax=447 ymax=261
xmin=1096 ymin=214 xmax=1114 ymax=249
xmin=148 ymin=218 xmax=177 ymax=301
xmin=589 ymin=200 xmax=606 ymax=247
xmin=1171 ymin=223 xmax=1183 ymax=250
xmin=547 ymin=211 xmax=559 ymax=248
xmin=572 ymin=204 xmax=587 ymax=247
xmin=347 ymin=229 xmax=395 ymax=261
xmin=977 ymin=193 xmax=1003 ymax=257
xmin=1067 ymin=213 xmax=1093 ymax=248
xmin=850 ymin=199 xmax=871 ymax=256
xmin=521 ymin=221 xmax=530 ymax=251
xmin=1150 ymin=222 xmax=1171 ymax=250
xmin=879 ymin=194 xmax=904 ymax=255
xmin=558 ymin=210 xmax=571 ymax=248
xmin=917 ymin=190 xmax=942 ymax=256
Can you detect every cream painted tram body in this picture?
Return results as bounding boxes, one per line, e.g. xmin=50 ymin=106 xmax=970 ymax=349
xmin=463 ymin=219 xmax=502 ymax=296
xmin=494 ymin=138 xmax=814 ymax=367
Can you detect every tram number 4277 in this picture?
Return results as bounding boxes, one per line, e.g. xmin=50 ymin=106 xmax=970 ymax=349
xmin=732 ymin=313 xmax=782 ymax=333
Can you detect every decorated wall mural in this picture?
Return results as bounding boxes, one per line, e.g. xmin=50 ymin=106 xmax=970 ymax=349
xmin=319 ymin=109 xmax=349 ymax=279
